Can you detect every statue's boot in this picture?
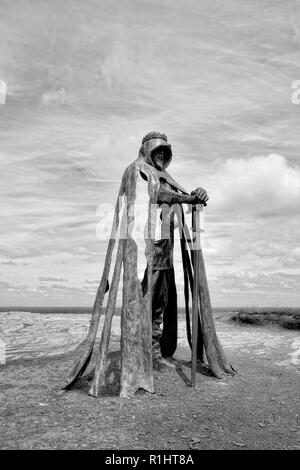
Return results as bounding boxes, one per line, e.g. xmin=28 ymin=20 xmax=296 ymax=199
xmin=153 ymin=356 xmax=177 ymax=371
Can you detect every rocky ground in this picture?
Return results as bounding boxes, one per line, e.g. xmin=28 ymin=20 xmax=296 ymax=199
xmin=0 ymin=314 xmax=299 ymax=450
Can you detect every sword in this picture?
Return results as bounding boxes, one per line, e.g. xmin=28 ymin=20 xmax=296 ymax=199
xmin=191 ymin=203 xmax=204 ymax=387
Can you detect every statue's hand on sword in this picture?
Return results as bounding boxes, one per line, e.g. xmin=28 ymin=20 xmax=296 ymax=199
xmin=190 ymin=187 xmax=209 ymax=206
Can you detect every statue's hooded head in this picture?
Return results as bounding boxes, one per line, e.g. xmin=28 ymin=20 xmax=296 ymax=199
xmin=139 ymin=132 xmax=172 ymax=171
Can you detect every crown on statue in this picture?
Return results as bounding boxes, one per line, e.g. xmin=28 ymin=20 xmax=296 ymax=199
xmin=142 ymin=131 xmax=168 ymax=145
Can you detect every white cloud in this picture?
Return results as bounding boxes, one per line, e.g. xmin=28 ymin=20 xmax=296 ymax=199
xmin=0 ymin=80 xmax=7 ymax=104
xmin=39 ymin=276 xmax=67 ymax=282
xmin=39 ymin=88 xmax=67 ymax=107
xmin=208 ymin=154 xmax=300 ymax=216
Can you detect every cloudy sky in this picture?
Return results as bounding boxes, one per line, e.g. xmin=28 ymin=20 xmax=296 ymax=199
xmin=0 ymin=0 xmax=300 ymax=307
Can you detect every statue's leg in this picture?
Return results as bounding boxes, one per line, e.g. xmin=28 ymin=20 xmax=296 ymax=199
xmin=151 ymin=270 xmax=169 ymax=361
xmin=141 ymin=268 xmax=177 ymax=367
xmin=160 ymin=268 xmax=178 ymax=358
xmin=141 ymin=268 xmax=165 ymax=360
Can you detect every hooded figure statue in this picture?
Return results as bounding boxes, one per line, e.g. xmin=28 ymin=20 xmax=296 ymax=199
xmin=63 ymin=132 xmax=235 ymax=398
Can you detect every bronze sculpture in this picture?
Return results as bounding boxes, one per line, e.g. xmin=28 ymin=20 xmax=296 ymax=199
xmin=63 ymin=132 xmax=235 ymax=398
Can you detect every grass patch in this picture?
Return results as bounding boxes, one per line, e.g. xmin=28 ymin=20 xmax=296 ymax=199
xmin=231 ymin=308 xmax=300 ymax=330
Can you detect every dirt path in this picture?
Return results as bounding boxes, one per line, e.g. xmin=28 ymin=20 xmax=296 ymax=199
xmin=0 ymin=318 xmax=299 ymax=450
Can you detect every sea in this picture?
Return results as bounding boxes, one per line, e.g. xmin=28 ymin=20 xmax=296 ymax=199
xmin=0 ymin=306 xmax=239 ymax=364
xmin=0 ymin=306 xmax=239 ymax=315
xmin=2 ymin=306 xmax=297 ymax=365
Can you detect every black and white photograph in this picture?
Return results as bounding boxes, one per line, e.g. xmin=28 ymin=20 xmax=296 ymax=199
xmin=0 ymin=0 xmax=299 ymax=455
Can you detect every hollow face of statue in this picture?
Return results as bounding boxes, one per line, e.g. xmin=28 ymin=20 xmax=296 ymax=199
xmin=151 ymin=147 xmax=168 ymax=171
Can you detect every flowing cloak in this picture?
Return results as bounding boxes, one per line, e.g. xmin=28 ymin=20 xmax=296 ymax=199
xmin=63 ymin=155 xmax=235 ymax=398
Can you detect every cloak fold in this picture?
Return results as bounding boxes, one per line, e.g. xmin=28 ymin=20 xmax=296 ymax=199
xmin=63 ymin=156 xmax=235 ymax=398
